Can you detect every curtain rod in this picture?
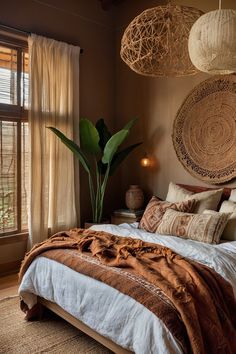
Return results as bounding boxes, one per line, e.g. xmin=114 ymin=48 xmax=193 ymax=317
xmin=0 ymin=24 xmax=84 ymax=53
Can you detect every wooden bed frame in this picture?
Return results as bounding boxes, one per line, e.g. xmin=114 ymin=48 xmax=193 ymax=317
xmin=38 ymin=184 xmax=234 ymax=354
xmin=38 ymin=297 xmax=133 ymax=354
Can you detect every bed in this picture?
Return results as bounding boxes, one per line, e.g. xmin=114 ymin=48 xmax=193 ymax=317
xmin=18 ymin=185 xmax=236 ymax=354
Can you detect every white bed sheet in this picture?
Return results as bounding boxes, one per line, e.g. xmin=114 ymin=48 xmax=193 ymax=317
xmin=19 ymin=223 xmax=236 ymax=354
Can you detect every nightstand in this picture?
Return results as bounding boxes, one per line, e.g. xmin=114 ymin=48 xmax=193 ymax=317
xmin=111 ymin=209 xmax=144 ymax=225
xmin=111 ymin=214 xmax=141 ymax=225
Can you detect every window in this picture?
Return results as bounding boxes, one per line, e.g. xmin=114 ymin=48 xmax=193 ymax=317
xmin=0 ymin=35 xmax=29 ymax=236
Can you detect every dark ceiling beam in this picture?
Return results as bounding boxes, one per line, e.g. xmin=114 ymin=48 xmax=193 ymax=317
xmin=99 ymin=0 xmax=125 ymax=11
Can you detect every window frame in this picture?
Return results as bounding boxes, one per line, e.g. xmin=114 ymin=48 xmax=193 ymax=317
xmin=0 ymin=31 xmax=28 ymax=237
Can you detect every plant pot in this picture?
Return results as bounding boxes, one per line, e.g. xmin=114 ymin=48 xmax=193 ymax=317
xmin=84 ymin=219 xmax=110 ymax=229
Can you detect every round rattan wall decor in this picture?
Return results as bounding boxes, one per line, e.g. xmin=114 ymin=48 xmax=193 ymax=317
xmin=172 ymin=75 xmax=236 ymax=184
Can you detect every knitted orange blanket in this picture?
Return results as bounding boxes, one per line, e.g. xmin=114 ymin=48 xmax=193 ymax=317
xmin=19 ymin=228 xmax=236 ymax=354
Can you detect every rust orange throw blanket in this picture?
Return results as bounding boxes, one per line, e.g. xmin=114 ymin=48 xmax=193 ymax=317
xmin=19 ymin=228 xmax=236 ymax=354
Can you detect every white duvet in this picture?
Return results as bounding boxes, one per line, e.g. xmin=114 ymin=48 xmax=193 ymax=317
xmin=19 ymin=223 xmax=236 ymax=354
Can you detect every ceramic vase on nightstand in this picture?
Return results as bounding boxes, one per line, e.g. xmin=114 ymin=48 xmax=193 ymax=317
xmin=125 ymin=185 xmax=144 ymax=211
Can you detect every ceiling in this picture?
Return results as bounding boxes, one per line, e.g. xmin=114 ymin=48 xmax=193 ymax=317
xmin=99 ymin=0 xmax=125 ymax=11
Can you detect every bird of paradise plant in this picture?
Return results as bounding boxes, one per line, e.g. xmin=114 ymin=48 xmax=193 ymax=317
xmin=48 ymin=118 xmax=141 ymax=223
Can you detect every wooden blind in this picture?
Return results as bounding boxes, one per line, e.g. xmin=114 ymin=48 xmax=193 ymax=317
xmin=0 ymin=46 xmax=17 ymax=105
xmin=21 ymin=121 xmax=28 ymax=230
xmin=21 ymin=51 xmax=28 ymax=109
xmin=0 ymin=121 xmax=17 ymax=233
xmin=0 ymin=40 xmax=28 ymax=236
xmin=0 ymin=46 xmax=28 ymax=108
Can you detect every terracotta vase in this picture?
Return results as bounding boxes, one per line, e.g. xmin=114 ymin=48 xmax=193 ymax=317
xmin=125 ymin=185 xmax=144 ymax=211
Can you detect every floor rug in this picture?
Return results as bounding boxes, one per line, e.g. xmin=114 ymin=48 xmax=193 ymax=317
xmin=0 ymin=296 xmax=112 ymax=353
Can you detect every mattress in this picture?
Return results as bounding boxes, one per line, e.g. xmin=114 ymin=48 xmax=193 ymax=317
xmin=19 ymin=223 xmax=236 ymax=354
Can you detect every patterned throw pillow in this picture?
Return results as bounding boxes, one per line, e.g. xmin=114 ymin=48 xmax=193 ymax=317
xmin=139 ymin=196 xmax=196 ymax=233
xmin=156 ymin=209 xmax=230 ymax=244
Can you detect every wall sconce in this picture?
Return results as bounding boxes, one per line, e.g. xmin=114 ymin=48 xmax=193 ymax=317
xmin=140 ymin=154 xmax=151 ymax=167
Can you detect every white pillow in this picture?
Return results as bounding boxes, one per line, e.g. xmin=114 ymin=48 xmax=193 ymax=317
xmin=204 ymin=201 xmax=236 ymax=241
xmin=229 ymin=189 xmax=236 ymax=202
xmin=220 ymin=200 xmax=236 ymax=213
xmin=166 ymin=182 xmax=223 ymax=213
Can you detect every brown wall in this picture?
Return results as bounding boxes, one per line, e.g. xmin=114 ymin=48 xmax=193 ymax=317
xmin=115 ymin=0 xmax=236 ymax=206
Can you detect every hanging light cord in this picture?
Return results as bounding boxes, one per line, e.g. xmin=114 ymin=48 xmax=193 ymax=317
xmin=219 ymin=0 xmax=222 ymax=10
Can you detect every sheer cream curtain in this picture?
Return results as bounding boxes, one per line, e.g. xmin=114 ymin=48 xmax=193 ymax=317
xmin=28 ymin=34 xmax=80 ymax=247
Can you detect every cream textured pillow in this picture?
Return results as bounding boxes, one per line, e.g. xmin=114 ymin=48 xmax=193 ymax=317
xmin=166 ymin=182 xmax=193 ymax=202
xmin=156 ymin=208 xmax=229 ymax=244
xmin=219 ymin=201 xmax=236 ymax=241
xmin=229 ymin=189 xmax=236 ymax=202
xmin=139 ymin=196 xmax=196 ymax=233
xmin=186 ymin=189 xmax=223 ymax=213
xmin=204 ymin=201 xmax=236 ymax=241
xmin=219 ymin=200 xmax=236 ymax=213
xmin=165 ymin=182 xmax=223 ymax=213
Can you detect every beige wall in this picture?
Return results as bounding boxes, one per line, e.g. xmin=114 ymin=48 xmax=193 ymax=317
xmin=115 ymin=0 xmax=236 ymax=206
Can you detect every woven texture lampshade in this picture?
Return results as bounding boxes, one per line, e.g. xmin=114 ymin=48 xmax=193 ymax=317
xmin=120 ymin=4 xmax=203 ymax=77
xmin=188 ymin=9 xmax=236 ymax=74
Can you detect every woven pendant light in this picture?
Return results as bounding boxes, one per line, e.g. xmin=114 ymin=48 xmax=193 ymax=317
xmin=120 ymin=2 xmax=203 ymax=77
xmin=188 ymin=0 xmax=236 ymax=74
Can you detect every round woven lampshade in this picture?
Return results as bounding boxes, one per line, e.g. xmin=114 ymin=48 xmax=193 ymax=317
xmin=120 ymin=4 xmax=203 ymax=77
xmin=172 ymin=75 xmax=236 ymax=184
xmin=188 ymin=9 xmax=236 ymax=74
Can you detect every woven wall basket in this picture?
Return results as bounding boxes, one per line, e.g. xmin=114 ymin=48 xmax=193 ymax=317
xmin=172 ymin=75 xmax=236 ymax=184
xmin=120 ymin=4 xmax=203 ymax=77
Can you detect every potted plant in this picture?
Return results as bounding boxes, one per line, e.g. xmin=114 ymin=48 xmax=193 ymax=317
xmin=48 ymin=118 xmax=141 ymax=225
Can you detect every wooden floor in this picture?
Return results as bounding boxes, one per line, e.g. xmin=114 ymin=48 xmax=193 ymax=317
xmin=0 ymin=273 xmax=19 ymax=300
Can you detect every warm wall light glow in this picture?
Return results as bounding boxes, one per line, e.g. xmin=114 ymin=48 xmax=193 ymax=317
xmin=140 ymin=156 xmax=151 ymax=167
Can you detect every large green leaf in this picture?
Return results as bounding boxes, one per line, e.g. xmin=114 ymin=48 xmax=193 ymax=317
xmin=109 ymin=142 xmax=142 ymax=175
xmin=95 ymin=118 xmax=111 ymax=150
xmin=97 ymin=160 xmax=107 ymax=175
xmin=123 ymin=117 xmax=138 ymax=131
xmin=79 ymin=119 xmax=100 ymax=155
xmin=47 ymin=127 xmax=91 ymax=173
xmin=102 ymin=129 xmax=129 ymax=164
